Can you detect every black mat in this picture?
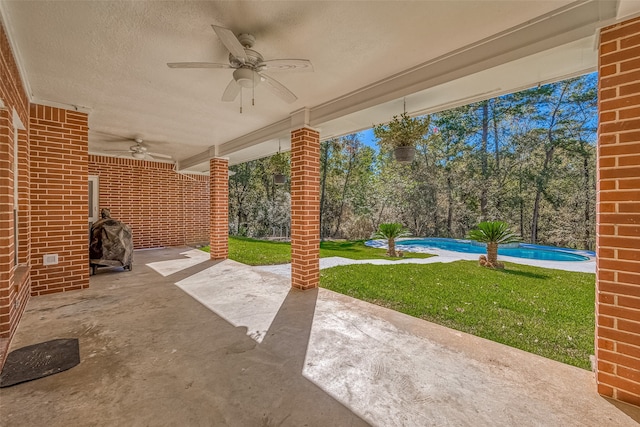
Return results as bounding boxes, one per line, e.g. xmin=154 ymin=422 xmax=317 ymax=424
xmin=0 ymin=338 xmax=80 ymax=387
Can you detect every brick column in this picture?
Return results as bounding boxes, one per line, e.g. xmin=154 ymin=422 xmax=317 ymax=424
xmin=30 ymin=105 xmax=89 ymax=295
xmin=290 ymin=127 xmax=320 ymax=290
xmin=209 ymin=157 xmax=229 ymax=260
xmin=596 ymin=17 xmax=640 ymax=406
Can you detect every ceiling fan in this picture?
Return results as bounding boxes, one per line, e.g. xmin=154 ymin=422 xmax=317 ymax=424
xmin=167 ymin=25 xmax=313 ymax=107
xmin=104 ymin=137 xmax=173 ymax=161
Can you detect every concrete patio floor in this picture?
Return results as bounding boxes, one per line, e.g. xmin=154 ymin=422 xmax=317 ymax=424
xmin=1 ymin=247 xmax=638 ymax=426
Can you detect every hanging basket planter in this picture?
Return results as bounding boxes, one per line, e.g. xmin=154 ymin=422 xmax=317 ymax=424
xmin=273 ymin=173 xmax=286 ymax=185
xmin=393 ymin=146 xmax=416 ymax=163
xmin=374 ymin=110 xmax=430 ymax=164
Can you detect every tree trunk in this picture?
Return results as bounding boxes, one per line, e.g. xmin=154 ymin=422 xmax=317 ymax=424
xmin=387 ymin=238 xmax=396 ymax=257
xmin=319 ymin=141 xmax=331 ymax=240
xmin=334 ymin=146 xmax=356 ymax=237
xmin=531 ymin=146 xmax=555 ymax=244
xmin=518 ymin=165 xmax=524 ymax=238
xmin=493 ymin=100 xmax=500 ymax=173
xmin=432 ymin=190 xmax=439 ymax=236
xmin=480 ymin=101 xmax=489 ymax=221
xmin=492 ymin=100 xmax=501 ymax=212
xmin=487 ymin=242 xmax=498 ymax=266
xmin=530 ymin=191 xmax=541 ymax=244
xmin=519 ymin=196 xmax=525 ymax=240
xmin=583 ymin=154 xmax=591 ymax=250
xmin=446 ymin=172 xmax=453 ymax=237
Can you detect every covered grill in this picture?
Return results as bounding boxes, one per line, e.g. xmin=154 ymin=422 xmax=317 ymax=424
xmin=89 ymin=209 xmax=133 ymax=275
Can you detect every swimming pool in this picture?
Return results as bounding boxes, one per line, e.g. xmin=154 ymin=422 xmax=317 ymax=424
xmin=368 ymin=238 xmax=593 ymax=262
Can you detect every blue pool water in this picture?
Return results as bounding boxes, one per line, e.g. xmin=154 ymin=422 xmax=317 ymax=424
xmin=375 ymin=238 xmax=593 ymax=262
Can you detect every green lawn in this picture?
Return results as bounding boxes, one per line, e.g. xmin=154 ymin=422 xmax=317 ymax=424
xmin=200 ymin=236 xmax=433 ymax=265
xmin=321 ymin=261 xmax=595 ymax=370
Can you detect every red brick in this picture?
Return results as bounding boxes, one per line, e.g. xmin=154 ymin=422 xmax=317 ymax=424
xmin=600 ymin=95 xmax=640 ymax=112
xmin=599 ymin=281 xmax=640 ymax=297
xmin=291 ymin=127 xmax=320 ymax=290
xmin=601 ymin=64 xmax=618 ymax=77
xmin=601 ymin=19 xmax=640 ymax=44
xmin=598 ymin=382 xmax=614 ymax=397
xmin=600 ymin=142 xmax=640 ymax=156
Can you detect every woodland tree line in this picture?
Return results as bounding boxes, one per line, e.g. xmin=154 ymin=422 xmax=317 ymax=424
xmin=228 ymin=74 xmax=597 ymax=250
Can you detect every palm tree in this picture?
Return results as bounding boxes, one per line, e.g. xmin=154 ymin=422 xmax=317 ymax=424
xmin=468 ymin=221 xmax=521 ymax=268
xmin=372 ymin=223 xmax=411 ymax=257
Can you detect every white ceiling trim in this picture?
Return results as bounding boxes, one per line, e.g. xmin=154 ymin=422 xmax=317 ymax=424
xmin=31 ymin=96 xmax=92 ymax=114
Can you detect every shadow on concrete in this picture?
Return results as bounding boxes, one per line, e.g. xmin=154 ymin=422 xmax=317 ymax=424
xmin=165 ymin=258 xmax=223 ymax=283
xmin=216 ymin=287 xmax=369 ymax=425
xmin=604 ymin=396 xmax=640 ymax=423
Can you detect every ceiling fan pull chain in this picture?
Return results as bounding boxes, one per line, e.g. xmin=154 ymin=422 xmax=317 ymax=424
xmin=240 ymin=88 xmax=243 ymax=114
xmin=252 ymin=72 xmax=255 ymax=106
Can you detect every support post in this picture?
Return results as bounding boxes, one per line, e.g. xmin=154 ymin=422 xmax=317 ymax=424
xmin=290 ymin=127 xmax=320 ymax=290
xmin=596 ymin=17 xmax=640 ymax=406
xmin=209 ymin=157 xmax=229 ymax=260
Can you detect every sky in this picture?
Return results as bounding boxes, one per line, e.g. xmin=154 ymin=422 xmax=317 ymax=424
xmin=358 ymin=128 xmax=377 ymax=149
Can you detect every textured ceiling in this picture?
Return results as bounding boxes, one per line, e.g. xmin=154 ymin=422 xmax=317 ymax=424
xmin=1 ymin=1 xmax=639 ymax=171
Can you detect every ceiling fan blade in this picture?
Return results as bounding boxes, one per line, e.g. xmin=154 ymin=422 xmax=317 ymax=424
xmin=167 ymin=62 xmax=231 ymax=69
xmin=260 ymin=73 xmax=297 ymax=104
xmin=211 ymin=25 xmax=247 ymax=63
xmin=222 ymin=79 xmax=241 ymax=102
xmin=258 ymin=59 xmax=313 ymax=72
xmin=147 ymin=151 xmax=173 ymax=159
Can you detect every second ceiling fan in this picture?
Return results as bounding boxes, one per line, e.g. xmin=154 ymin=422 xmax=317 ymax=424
xmin=168 ymin=25 xmax=313 ymax=107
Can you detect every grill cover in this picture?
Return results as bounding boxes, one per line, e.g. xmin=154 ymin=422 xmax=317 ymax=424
xmin=90 ymin=217 xmax=133 ymax=268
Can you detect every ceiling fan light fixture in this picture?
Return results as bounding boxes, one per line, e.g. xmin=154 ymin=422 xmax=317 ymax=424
xmin=233 ymin=68 xmax=259 ymax=88
xmin=132 ymin=152 xmax=146 ymax=159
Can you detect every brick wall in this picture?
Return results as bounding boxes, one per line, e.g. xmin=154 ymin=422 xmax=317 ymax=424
xmin=597 ymin=17 xmax=640 ymax=405
xmin=290 ymin=127 xmax=320 ymax=290
xmin=30 ymin=105 xmax=89 ymax=296
xmin=89 ymin=155 xmax=209 ymax=249
xmin=0 ymin=19 xmax=30 ymax=367
xmin=209 ymin=158 xmax=228 ymax=260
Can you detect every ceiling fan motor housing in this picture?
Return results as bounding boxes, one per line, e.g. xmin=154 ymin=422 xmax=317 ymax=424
xmin=228 ymin=48 xmax=263 ymax=68
xmin=130 ymin=144 xmax=147 ymax=153
xmin=233 ymin=68 xmax=261 ymax=88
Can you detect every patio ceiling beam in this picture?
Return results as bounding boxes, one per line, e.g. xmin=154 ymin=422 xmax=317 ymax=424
xmin=176 ymin=117 xmax=292 ymax=171
xmin=176 ymin=149 xmax=216 ymax=172
xmin=217 ymin=117 xmax=291 ymax=158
